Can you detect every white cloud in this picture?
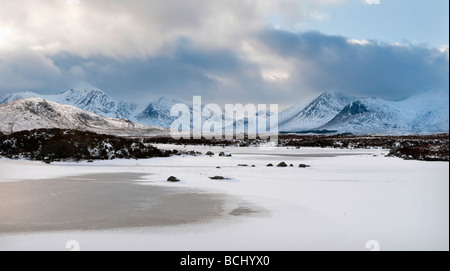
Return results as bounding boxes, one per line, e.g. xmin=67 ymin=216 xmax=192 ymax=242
xmin=0 ymin=27 xmax=12 ymax=46
xmin=0 ymin=0 xmax=347 ymax=59
xmin=0 ymin=0 xmax=351 ymax=93
xmin=262 ymin=70 xmax=290 ymax=82
xmin=240 ymin=40 xmax=294 ymax=85
xmin=440 ymin=45 xmax=449 ymax=59
xmin=347 ymin=39 xmax=371 ymax=46
xmin=1 ymin=0 xmax=445 ymax=104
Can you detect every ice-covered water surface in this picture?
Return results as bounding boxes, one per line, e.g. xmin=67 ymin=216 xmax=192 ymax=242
xmin=0 ymin=146 xmax=448 ymax=251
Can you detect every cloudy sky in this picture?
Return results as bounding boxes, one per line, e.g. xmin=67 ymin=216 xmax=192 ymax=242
xmin=0 ymin=0 xmax=448 ymax=105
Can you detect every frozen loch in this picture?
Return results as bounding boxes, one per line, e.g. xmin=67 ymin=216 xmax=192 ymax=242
xmin=0 ymin=146 xmax=448 ymax=251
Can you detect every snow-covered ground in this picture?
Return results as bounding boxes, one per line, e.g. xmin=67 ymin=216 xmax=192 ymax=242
xmin=0 ymin=146 xmax=448 ymax=251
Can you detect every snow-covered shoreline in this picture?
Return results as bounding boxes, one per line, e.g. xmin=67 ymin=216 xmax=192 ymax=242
xmin=0 ymin=146 xmax=448 ymax=251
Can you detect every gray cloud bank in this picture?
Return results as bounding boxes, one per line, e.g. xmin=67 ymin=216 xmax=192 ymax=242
xmin=0 ymin=0 xmax=448 ymax=104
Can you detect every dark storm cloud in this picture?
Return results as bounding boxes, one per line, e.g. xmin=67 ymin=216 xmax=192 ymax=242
xmin=174 ymin=38 xmax=242 ymax=73
xmin=1 ymin=30 xmax=448 ymax=104
xmin=259 ymin=30 xmax=449 ymax=99
xmin=0 ymin=1 xmax=448 ymax=105
xmin=47 ymin=30 xmax=448 ymax=103
xmin=0 ymin=48 xmax=61 ymax=91
xmin=48 ymin=39 xmax=262 ymax=102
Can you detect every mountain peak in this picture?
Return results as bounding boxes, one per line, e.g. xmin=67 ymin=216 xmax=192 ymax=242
xmin=135 ymin=96 xmax=184 ymax=127
xmin=320 ymin=91 xmax=449 ymax=134
xmin=278 ymin=91 xmax=355 ymax=132
xmin=317 ymin=91 xmax=350 ymax=101
xmin=318 ymin=91 xmax=338 ymax=98
xmin=0 ymin=98 xmax=166 ymax=136
xmin=60 ymin=84 xmax=105 ymax=96
xmin=72 ymin=81 xmax=101 ymax=90
xmin=0 ymin=91 xmax=41 ymax=105
xmin=0 ymin=85 xmax=135 ymax=121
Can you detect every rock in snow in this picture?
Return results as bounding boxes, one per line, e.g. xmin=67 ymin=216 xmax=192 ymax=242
xmin=167 ymin=176 xmax=180 ymax=182
xmin=209 ymin=176 xmax=229 ymax=180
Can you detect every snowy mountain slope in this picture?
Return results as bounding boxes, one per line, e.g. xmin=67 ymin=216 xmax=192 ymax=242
xmin=278 ymin=92 xmax=355 ymax=132
xmin=0 ymin=98 xmax=167 ymax=136
xmin=54 ymin=86 xmax=136 ymax=121
xmin=0 ymin=85 xmax=137 ymax=122
xmin=1 ymin=86 xmax=447 ymax=135
xmin=400 ymin=90 xmax=449 ymax=133
xmin=139 ymin=98 xmax=276 ymax=132
xmin=221 ymin=110 xmax=279 ymax=135
xmin=0 ymin=88 xmax=184 ymax=128
xmin=320 ymin=90 xmax=449 ymax=134
xmin=0 ymin=91 xmax=42 ymax=105
xmin=136 ymin=97 xmax=186 ymax=127
xmin=320 ymin=98 xmax=406 ymax=134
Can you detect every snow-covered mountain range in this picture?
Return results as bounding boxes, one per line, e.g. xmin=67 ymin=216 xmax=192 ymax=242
xmin=136 ymin=97 xmax=184 ymax=127
xmin=0 ymin=85 xmax=183 ymax=128
xmin=278 ymin=92 xmax=355 ymax=132
xmin=0 ymin=98 xmax=167 ymax=136
xmin=319 ymin=90 xmax=449 ymax=134
xmin=0 ymin=85 xmax=136 ymax=121
xmin=0 ymin=85 xmax=448 ymax=135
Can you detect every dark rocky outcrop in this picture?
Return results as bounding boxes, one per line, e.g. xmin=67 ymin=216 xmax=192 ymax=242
xmin=0 ymin=128 xmax=173 ymax=161
xmin=219 ymin=152 xmax=232 ymax=157
xmin=209 ymin=176 xmax=229 ymax=180
xmin=167 ymin=176 xmax=180 ymax=182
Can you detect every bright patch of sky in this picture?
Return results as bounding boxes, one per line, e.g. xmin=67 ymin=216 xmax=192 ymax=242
xmin=270 ymin=0 xmax=449 ymax=48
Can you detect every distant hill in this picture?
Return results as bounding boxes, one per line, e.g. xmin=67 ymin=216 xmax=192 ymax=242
xmin=0 ymin=98 xmax=167 ymax=136
xmin=1 ymin=85 xmax=448 ymax=135
xmin=320 ymin=90 xmax=449 ymax=134
xmin=279 ymin=92 xmax=355 ymax=132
